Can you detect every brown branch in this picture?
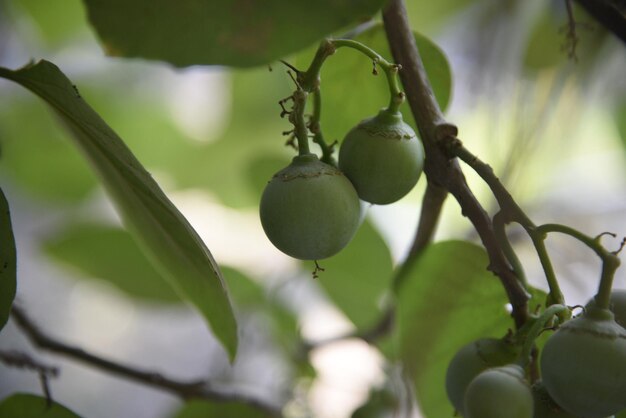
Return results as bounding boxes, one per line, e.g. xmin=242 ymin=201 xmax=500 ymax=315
xmin=0 ymin=350 xmax=58 ymax=405
xmin=382 ymin=0 xmax=530 ymax=328
xmin=574 ymin=0 xmax=626 ymax=43
xmin=11 ymin=306 xmax=282 ymax=417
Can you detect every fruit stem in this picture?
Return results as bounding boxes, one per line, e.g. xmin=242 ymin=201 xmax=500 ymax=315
xmin=535 ymin=223 xmax=622 ymax=311
xmin=310 ymin=88 xmax=336 ymax=165
xmin=299 ymin=39 xmax=405 ymax=114
xmin=517 ymin=304 xmax=568 ymax=369
xmin=331 ymin=39 xmax=405 ymax=113
xmin=290 ymin=89 xmax=311 ymax=156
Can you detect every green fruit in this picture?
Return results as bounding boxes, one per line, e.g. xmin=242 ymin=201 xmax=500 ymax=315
xmin=259 ymin=153 xmax=360 ymax=260
xmin=338 ymin=109 xmax=424 ymax=205
xmin=464 ymin=364 xmax=533 ymax=418
xmin=445 ymin=337 xmax=519 ymax=415
xmin=540 ymin=303 xmax=626 ymax=418
xmin=610 ymin=290 xmax=626 ymax=328
xmin=533 ymin=381 xmax=578 ymax=418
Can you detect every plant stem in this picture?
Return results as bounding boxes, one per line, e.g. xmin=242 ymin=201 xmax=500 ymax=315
xmin=11 ymin=306 xmax=283 ymax=417
xmin=310 ymin=88 xmax=335 ymax=165
xmin=535 ymin=223 xmax=622 ymax=310
xmin=290 ymin=89 xmax=310 ymax=156
xmin=383 ymin=0 xmax=530 ymax=328
xmin=517 ymin=304 xmax=568 ymax=369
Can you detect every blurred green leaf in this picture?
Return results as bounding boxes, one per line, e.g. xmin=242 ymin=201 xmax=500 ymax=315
xmin=0 ymin=60 xmax=238 ymax=360
xmin=396 ymin=241 xmax=513 ymax=418
xmin=522 ymin=8 xmax=564 ymax=71
xmin=172 ymin=399 xmax=273 ymax=418
xmin=317 ymin=220 xmax=392 ymax=331
xmin=9 ymin=0 xmax=88 ymax=46
xmin=0 ymin=394 xmax=81 ymax=418
xmin=0 ymin=99 xmax=97 ymax=202
xmin=82 ymin=0 xmax=387 ymax=67
xmin=405 ymin=0 xmax=474 ymax=33
xmin=170 ymin=68 xmax=294 ymax=208
xmin=0 ymin=187 xmax=17 ymax=332
xmin=245 ymin=153 xmax=291 ymax=203
xmin=616 ymin=102 xmax=626 ymax=151
xmin=43 ymin=223 xmax=181 ymax=304
xmin=295 ymin=24 xmax=452 ymax=147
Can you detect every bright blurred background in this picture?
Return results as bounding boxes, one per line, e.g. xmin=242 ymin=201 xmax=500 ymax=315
xmin=0 ymin=0 xmax=625 ymax=417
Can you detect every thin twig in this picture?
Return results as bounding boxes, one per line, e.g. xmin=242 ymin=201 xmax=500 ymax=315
xmin=0 ymin=350 xmax=58 ymax=405
xmin=10 ymin=306 xmax=282 ymax=417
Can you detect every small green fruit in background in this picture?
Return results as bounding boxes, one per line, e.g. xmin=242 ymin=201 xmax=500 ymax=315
xmin=338 ymin=109 xmax=424 ymax=205
xmin=540 ymin=302 xmax=626 ymax=418
xmin=260 ymin=153 xmax=360 ymax=260
xmin=445 ymin=337 xmax=519 ymax=415
xmin=464 ymin=364 xmax=533 ymax=418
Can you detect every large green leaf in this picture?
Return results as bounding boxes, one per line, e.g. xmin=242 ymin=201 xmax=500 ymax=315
xmin=396 ymin=241 xmax=513 ymax=418
xmin=43 ymin=223 xmax=181 ymax=304
xmin=0 ymin=187 xmax=17 ymax=332
xmin=172 ymin=399 xmax=273 ymax=418
xmin=0 ymin=60 xmax=238 ymax=360
xmin=293 ymin=24 xmax=451 ymax=154
xmin=317 ymin=220 xmax=393 ymax=331
xmin=82 ymin=0 xmax=387 ymax=68
xmin=0 ymin=394 xmax=81 ymax=418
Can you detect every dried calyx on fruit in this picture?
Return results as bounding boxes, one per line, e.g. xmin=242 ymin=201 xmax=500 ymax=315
xmin=338 ymin=109 xmax=424 ymax=205
xmin=259 ymin=153 xmax=361 ymax=260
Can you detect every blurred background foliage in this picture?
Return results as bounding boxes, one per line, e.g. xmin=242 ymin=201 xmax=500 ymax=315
xmin=0 ymin=0 xmax=624 ymax=417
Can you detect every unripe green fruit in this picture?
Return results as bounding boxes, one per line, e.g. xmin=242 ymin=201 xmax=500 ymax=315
xmin=609 ymin=290 xmax=626 ymax=328
xmin=338 ymin=109 xmax=424 ymax=205
xmin=259 ymin=153 xmax=360 ymax=260
xmin=533 ymin=381 xmax=578 ymax=418
xmin=464 ymin=364 xmax=533 ymax=418
xmin=540 ymin=303 xmax=626 ymax=418
xmin=445 ymin=338 xmax=519 ymax=415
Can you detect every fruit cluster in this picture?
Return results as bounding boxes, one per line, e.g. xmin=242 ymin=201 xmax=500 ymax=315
xmin=445 ymin=290 xmax=626 ymax=418
xmin=260 ymin=108 xmax=424 ymax=260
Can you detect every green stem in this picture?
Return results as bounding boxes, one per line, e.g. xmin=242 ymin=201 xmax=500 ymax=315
xmin=299 ymin=38 xmax=405 ymax=113
xmin=331 ymin=39 xmax=404 ymax=113
xmin=517 ymin=304 xmax=568 ymax=369
xmin=535 ymin=223 xmax=622 ymax=310
xmin=529 ymin=232 xmax=564 ymax=306
xmin=493 ymin=212 xmax=528 ymax=288
xmin=290 ymin=89 xmax=311 ymax=156
xmin=310 ymin=89 xmax=335 ymax=165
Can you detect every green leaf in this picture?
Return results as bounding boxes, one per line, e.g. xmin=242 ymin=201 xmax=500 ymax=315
xmin=0 ymin=394 xmax=81 ymax=418
xmin=317 ymin=220 xmax=392 ymax=331
xmin=43 ymin=223 xmax=181 ymax=304
xmin=173 ymin=399 xmax=273 ymax=418
xmin=396 ymin=241 xmax=513 ymax=418
xmin=82 ymin=0 xmax=387 ymax=68
xmin=0 ymin=99 xmax=97 ymax=202
xmin=295 ymin=24 xmax=452 ymax=147
xmin=0 ymin=60 xmax=238 ymax=360
xmin=0 ymin=187 xmax=17 ymax=332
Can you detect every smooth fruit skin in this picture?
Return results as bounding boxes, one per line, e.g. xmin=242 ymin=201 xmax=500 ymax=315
xmin=533 ymin=381 xmax=579 ymax=418
xmin=338 ymin=109 xmax=424 ymax=205
xmin=540 ymin=303 xmax=626 ymax=418
xmin=445 ymin=337 xmax=519 ymax=416
xmin=464 ymin=364 xmax=533 ymax=418
xmin=259 ymin=153 xmax=360 ymax=260
xmin=609 ymin=290 xmax=626 ymax=328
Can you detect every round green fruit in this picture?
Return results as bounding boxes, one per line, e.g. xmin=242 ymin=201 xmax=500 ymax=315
xmin=445 ymin=337 xmax=519 ymax=415
xmin=259 ymin=153 xmax=360 ymax=260
xmin=540 ymin=303 xmax=626 ymax=418
xmin=609 ymin=290 xmax=626 ymax=328
xmin=464 ymin=364 xmax=533 ymax=418
xmin=338 ymin=109 xmax=424 ymax=205
xmin=533 ymin=381 xmax=578 ymax=418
